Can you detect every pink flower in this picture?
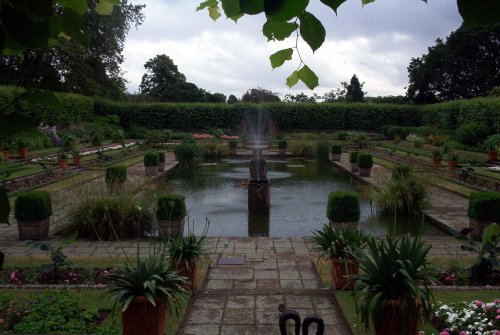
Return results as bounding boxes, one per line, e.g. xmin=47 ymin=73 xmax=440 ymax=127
xmin=474 ymin=300 xmax=484 ymax=307
xmin=459 ymin=331 xmax=468 ymax=335
xmin=496 ymin=315 xmax=500 ymax=320
xmin=440 ymin=331 xmax=450 ymax=335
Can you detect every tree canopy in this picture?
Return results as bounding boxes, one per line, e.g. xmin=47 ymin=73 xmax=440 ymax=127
xmin=242 ymin=87 xmax=281 ymax=103
xmin=407 ymin=24 xmax=500 ymax=104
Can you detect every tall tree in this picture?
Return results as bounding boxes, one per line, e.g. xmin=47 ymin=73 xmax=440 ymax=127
xmin=345 ymin=74 xmax=365 ymax=102
xmin=206 ymin=92 xmax=227 ymax=103
xmin=139 ymin=54 xmax=187 ymax=100
xmin=241 ymin=87 xmax=281 ymax=103
xmin=407 ymin=24 xmax=500 ymax=104
xmin=227 ymin=94 xmax=239 ymax=104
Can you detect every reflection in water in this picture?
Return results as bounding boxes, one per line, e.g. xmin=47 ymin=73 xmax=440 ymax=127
xmin=161 ymin=159 xmax=442 ymax=238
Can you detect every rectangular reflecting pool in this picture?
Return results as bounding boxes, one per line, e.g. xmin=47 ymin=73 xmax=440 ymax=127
xmin=160 ymin=158 xmax=442 ymax=237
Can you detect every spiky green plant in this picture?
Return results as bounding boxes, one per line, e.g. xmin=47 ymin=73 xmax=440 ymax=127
xmin=311 ymin=224 xmax=367 ymax=260
xmin=168 ymin=220 xmax=209 ymax=270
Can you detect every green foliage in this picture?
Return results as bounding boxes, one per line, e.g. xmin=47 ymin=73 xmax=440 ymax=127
xmin=356 ymin=153 xmax=373 ymax=168
xmin=168 ymin=221 xmax=209 ymax=269
xmin=311 ymin=224 xmax=367 ymax=260
xmin=331 ymin=144 xmax=341 ymax=154
xmin=198 ymin=142 xmax=227 ymax=160
xmin=484 ymin=133 xmax=500 ymax=150
xmin=156 ymin=151 xmax=166 ymax=163
xmin=327 ymin=191 xmax=360 ymax=223
xmin=70 ymin=193 xmax=152 ymax=240
xmin=228 ymin=140 xmax=238 ymax=149
xmin=354 ymin=235 xmax=434 ymax=333
xmin=345 ymin=74 xmax=365 ymax=102
xmin=15 ymin=191 xmax=52 ymax=220
xmin=432 ymin=149 xmax=442 ymax=160
xmin=290 ymin=141 xmax=314 ymax=158
xmin=385 ymin=126 xmax=417 ymax=140
xmin=25 ymin=234 xmax=76 ymax=279
xmin=467 ymin=191 xmax=500 ymax=221
xmin=143 ymin=152 xmax=159 ymax=167
xmin=241 ymin=87 xmax=281 ymax=103
xmin=105 ymin=165 xmax=127 ymax=185
xmin=277 ymin=140 xmax=287 ymax=149
xmin=12 ymin=289 xmax=99 ymax=334
xmin=316 ymin=141 xmax=330 ymax=161
xmin=392 ymin=165 xmax=411 ymax=180
xmin=377 ymin=176 xmax=428 ymax=216
xmin=455 ymin=122 xmax=490 ymax=147
xmin=173 ymin=143 xmax=199 ymax=168
xmin=0 ymin=186 xmax=10 ymax=224
xmin=157 ymin=194 xmax=187 ymax=221
xmin=349 ymin=151 xmax=359 ymax=164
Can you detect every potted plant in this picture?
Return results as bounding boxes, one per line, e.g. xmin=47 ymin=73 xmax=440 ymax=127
xmin=357 ymin=153 xmax=373 ymax=177
xmin=144 ymin=152 xmax=159 ymax=176
xmin=105 ymin=165 xmax=127 ymax=192
xmin=327 ymin=191 xmax=360 ymax=227
xmin=312 ymin=224 xmax=367 ymax=289
xmin=354 ymin=235 xmax=434 ymax=335
xmin=467 ymin=191 xmax=500 ymax=240
xmin=157 ymin=151 xmax=166 ymax=172
xmin=229 ymin=140 xmax=238 ymax=156
xmin=57 ymin=150 xmax=68 ymax=170
xmin=105 ymin=251 xmax=187 ymax=335
xmin=432 ymin=150 xmax=442 ymax=168
xmin=15 ymin=137 xmax=29 ymax=160
xmin=331 ymin=144 xmax=341 ymax=161
xmin=168 ymin=221 xmax=209 ymax=290
xmin=484 ymin=134 xmax=500 ymax=161
xmin=157 ymin=194 xmax=187 ymax=238
xmin=71 ymin=149 xmax=82 ymax=166
xmin=277 ymin=140 xmax=287 ymax=157
xmin=15 ymin=191 xmax=52 ymax=240
xmin=349 ymin=151 xmax=359 ymax=172
xmin=0 ymin=137 xmax=11 ymax=161
xmin=445 ymin=152 xmax=459 ymax=170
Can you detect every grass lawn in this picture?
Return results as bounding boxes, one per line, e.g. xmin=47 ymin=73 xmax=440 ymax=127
xmin=335 ymin=290 xmax=500 ymax=335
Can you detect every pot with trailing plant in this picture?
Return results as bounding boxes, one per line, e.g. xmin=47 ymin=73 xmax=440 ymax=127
xmin=105 ymin=249 xmax=187 ymax=335
xmin=157 ymin=194 xmax=187 ymax=238
xmin=432 ymin=150 xmax=442 ymax=168
xmin=327 ymin=191 xmax=360 ymax=228
xmin=349 ymin=151 xmax=359 ymax=172
xmin=168 ymin=221 xmax=209 ymax=290
xmin=15 ymin=191 xmax=52 ymax=240
xmin=445 ymin=152 xmax=459 ymax=170
xmin=157 ymin=151 xmax=166 ymax=172
xmin=357 ymin=153 xmax=373 ymax=177
xmin=15 ymin=137 xmax=29 ymax=160
xmin=229 ymin=140 xmax=238 ymax=156
xmin=312 ymin=224 xmax=367 ymax=289
xmin=331 ymin=144 xmax=341 ymax=161
xmin=144 ymin=152 xmax=159 ymax=176
xmin=277 ymin=140 xmax=287 ymax=157
xmin=353 ymin=235 xmax=434 ymax=335
xmin=105 ymin=165 xmax=127 ymax=193
xmin=467 ymin=191 xmax=500 ymax=240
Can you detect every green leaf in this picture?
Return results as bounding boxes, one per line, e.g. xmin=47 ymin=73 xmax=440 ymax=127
xmin=286 ymin=70 xmax=299 ymax=88
xmin=208 ymin=6 xmax=221 ymax=20
xmin=0 ymin=5 xmax=50 ymax=49
xmin=299 ymin=12 xmax=325 ymax=52
xmin=95 ymin=0 xmax=114 ymax=15
xmin=297 ymin=65 xmax=319 ymax=89
xmin=239 ymin=0 xmax=264 ymax=15
xmin=60 ymin=8 xmax=89 ymax=45
xmin=197 ymin=0 xmax=218 ymax=11
xmin=269 ymin=48 xmax=293 ymax=69
xmin=20 ymin=90 xmax=62 ymax=109
xmin=320 ymin=0 xmax=346 ymax=15
xmin=265 ymin=0 xmax=309 ymax=22
xmin=457 ymin=0 xmax=500 ymax=27
xmin=221 ymin=0 xmax=240 ymax=18
xmin=262 ymin=20 xmax=298 ymax=41
xmin=58 ymin=0 xmax=88 ymax=15
xmin=361 ymin=0 xmax=375 ymax=6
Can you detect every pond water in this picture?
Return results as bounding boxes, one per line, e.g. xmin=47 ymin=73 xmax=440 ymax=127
xmin=161 ymin=158 xmax=442 ymax=237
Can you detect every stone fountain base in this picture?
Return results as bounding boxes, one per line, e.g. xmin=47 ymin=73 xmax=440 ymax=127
xmin=248 ymin=179 xmax=270 ymax=212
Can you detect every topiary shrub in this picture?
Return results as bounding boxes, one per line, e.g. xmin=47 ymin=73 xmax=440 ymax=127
xmin=277 ymin=140 xmax=287 ymax=149
xmin=15 ymin=191 xmax=52 ymax=220
xmin=105 ymin=165 xmax=127 ymax=185
xmin=331 ymin=145 xmax=342 ymax=155
xmin=467 ymin=191 xmax=500 ymax=222
xmin=349 ymin=152 xmax=359 ymax=163
xmin=143 ymin=152 xmax=159 ymax=166
xmin=316 ymin=141 xmax=330 ymax=161
xmin=455 ymin=122 xmax=490 ymax=148
xmin=327 ymin=191 xmax=360 ymax=223
xmin=156 ymin=151 xmax=166 ymax=163
xmin=173 ymin=142 xmax=199 ymax=167
xmin=392 ymin=165 xmax=411 ymax=180
xmin=157 ymin=194 xmax=187 ymax=221
xmin=357 ymin=153 xmax=373 ymax=169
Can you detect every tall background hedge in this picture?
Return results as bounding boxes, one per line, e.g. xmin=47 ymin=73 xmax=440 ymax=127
xmin=1 ymin=86 xmax=499 ymax=133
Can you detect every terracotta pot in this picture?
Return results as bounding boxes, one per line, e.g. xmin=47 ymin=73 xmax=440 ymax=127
xmin=374 ymin=300 xmax=421 ymax=335
xmin=17 ymin=218 xmax=50 ymax=240
xmin=145 ymin=165 xmax=158 ymax=176
xmin=177 ymin=262 xmax=197 ymax=290
xmin=157 ymin=219 xmax=185 ymax=238
xmin=432 ymin=158 xmax=441 ymax=168
xmin=58 ymin=159 xmax=68 ymax=170
xmin=331 ymin=153 xmax=341 ymax=162
xmin=2 ymin=150 xmax=10 ymax=161
xmin=469 ymin=217 xmax=493 ymax=241
xmin=448 ymin=161 xmax=458 ymax=170
xmin=350 ymin=163 xmax=359 ymax=173
xmin=359 ymin=167 xmax=371 ymax=177
xmin=122 ymin=296 xmax=167 ymax=335
xmin=18 ymin=148 xmax=28 ymax=160
xmin=488 ymin=150 xmax=497 ymax=161
xmin=72 ymin=155 xmax=81 ymax=166
xmin=330 ymin=257 xmax=359 ymax=290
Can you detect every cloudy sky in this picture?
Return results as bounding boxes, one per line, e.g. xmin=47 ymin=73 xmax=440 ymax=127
xmin=121 ymin=0 xmax=463 ymax=98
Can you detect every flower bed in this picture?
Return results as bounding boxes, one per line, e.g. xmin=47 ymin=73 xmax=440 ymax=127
xmin=1 ymin=267 xmax=119 ymax=286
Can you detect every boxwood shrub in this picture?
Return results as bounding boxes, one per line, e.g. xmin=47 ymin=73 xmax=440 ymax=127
xmin=349 ymin=152 xmax=359 ymax=163
xmin=143 ymin=152 xmax=159 ymax=166
xmin=327 ymin=191 xmax=360 ymax=222
xmin=392 ymin=165 xmax=411 ymax=180
xmin=277 ymin=140 xmax=287 ymax=149
xmin=105 ymin=165 xmax=127 ymax=185
xmin=15 ymin=191 xmax=52 ymax=220
xmin=468 ymin=191 xmax=500 ymax=222
xmin=331 ymin=144 xmax=342 ymax=155
xmin=157 ymin=194 xmax=187 ymax=221
xmin=157 ymin=151 xmax=166 ymax=163
xmin=357 ymin=153 xmax=373 ymax=168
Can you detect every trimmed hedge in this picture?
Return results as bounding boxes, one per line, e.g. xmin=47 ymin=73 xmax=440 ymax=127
xmin=143 ymin=153 xmax=159 ymax=166
xmin=392 ymin=165 xmax=411 ymax=180
xmin=331 ymin=144 xmax=342 ymax=155
xmin=157 ymin=194 xmax=187 ymax=220
xmin=468 ymin=191 xmax=500 ymax=222
xmin=357 ymin=153 xmax=373 ymax=168
xmin=327 ymin=191 xmax=360 ymax=222
xmin=15 ymin=191 xmax=52 ymax=220
xmin=156 ymin=151 xmax=166 ymax=163
xmin=105 ymin=165 xmax=127 ymax=184
xmin=349 ymin=152 xmax=359 ymax=163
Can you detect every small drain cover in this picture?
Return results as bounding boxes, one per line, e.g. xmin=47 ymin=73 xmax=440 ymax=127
xmin=218 ymin=256 xmax=245 ymax=265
